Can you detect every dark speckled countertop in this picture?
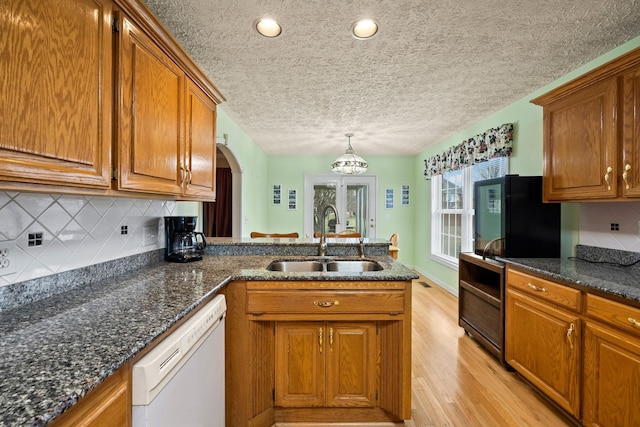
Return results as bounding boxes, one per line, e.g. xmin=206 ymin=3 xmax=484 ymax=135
xmin=500 ymin=245 xmax=640 ymax=305
xmin=0 ymin=240 xmax=417 ymax=427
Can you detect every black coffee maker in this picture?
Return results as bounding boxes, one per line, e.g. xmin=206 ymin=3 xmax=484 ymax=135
xmin=164 ymin=216 xmax=207 ymax=262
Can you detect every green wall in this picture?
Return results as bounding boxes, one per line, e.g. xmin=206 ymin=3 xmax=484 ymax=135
xmin=265 ymin=155 xmax=416 ymax=263
xmin=202 ymin=34 xmax=640 ymax=294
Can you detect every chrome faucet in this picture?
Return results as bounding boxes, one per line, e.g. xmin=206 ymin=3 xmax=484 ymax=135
xmin=318 ymin=204 xmax=339 ymax=256
xmin=358 ymin=237 xmax=365 ymax=258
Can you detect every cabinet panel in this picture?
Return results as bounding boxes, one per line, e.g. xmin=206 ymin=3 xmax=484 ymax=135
xmin=50 ymin=366 xmax=130 ymax=427
xmin=116 ymin=15 xmax=184 ymax=195
xmin=586 ymin=293 xmax=640 ymax=338
xmin=326 ymin=323 xmax=376 ymax=407
xmin=505 ymin=288 xmax=581 ymax=417
xmin=0 ymin=0 xmax=112 ymax=188
xmin=583 ymin=321 xmax=640 ymax=426
xmin=508 ymin=269 xmax=582 ymax=312
xmin=275 ymin=322 xmax=325 ymax=407
xmin=541 ymin=78 xmax=618 ymax=201
xmin=184 ymin=79 xmax=217 ymax=199
xmin=247 ymin=290 xmax=404 ymax=315
xmin=622 ymin=66 xmax=640 ymax=197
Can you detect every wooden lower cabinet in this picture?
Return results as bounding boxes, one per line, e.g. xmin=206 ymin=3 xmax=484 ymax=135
xmin=50 ymin=364 xmax=131 ymax=427
xmin=275 ymin=321 xmax=377 ymax=408
xmin=583 ymin=321 xmax=640 ymax=426
xmin=506 ymin=267 xmax=640 ymax=426
xmin=505 ymin=287 xmax=581 ymax=417
xmin=224 ymin=280 xmax=411 ymax=427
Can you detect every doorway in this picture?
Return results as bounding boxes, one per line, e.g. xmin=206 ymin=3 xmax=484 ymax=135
xmin=303 ymin=174 xmax=377 ymax=238
xmin=202 ymin=145 xmax=242 ymax=238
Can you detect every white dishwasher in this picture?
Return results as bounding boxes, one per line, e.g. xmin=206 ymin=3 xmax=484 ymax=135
xmin=132 ymin=294 xmax=226 ymax=427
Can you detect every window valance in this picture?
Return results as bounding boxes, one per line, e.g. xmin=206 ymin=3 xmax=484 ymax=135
xmin=423 ymin=123 xmax=513 ymax=178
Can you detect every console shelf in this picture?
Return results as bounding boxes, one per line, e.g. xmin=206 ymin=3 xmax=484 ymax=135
xmin=458 ymin=252 xmax=505 ymax=364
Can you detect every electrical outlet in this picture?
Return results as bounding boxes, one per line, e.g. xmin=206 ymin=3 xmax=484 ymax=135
xmin=0 ymin=242 xmax=17 ymax=276
xmin=143 ymin=225 xmax=157 ymax=246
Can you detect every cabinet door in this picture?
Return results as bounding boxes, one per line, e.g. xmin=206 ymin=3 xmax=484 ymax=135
xmin=583 ymin=321 xmax=640 ymax=427
xmin=622 ymin=67 xmax=640 ymax=197
xmin=542 ymin=78 xmax=618 ymax=201
xmin=505 ymin=288 xmax=581 ymax=417
xmin=116 ymin=15 xmax=184 ymax=195
xmin=184 ymin=79 xmax=217 ymax=199
xmin=0 ymin=0 xmax=112 ymax=188
xmin=50 ymin=366 xmax=130 ymax=427
xmin=326 ymin=322 xmax=377 ymax=407
xmin=275 ymin=322 xmax=325 ymax=407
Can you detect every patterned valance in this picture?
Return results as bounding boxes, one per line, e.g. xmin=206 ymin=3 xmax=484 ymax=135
xmin=423 ymin=123 xmax=514 ymax=178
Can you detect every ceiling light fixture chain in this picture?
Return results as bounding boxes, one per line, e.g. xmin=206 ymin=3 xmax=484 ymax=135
xmin=331 ymin=133 xmax=368 ymax=175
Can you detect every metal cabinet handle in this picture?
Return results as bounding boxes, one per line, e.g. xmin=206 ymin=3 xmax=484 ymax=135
xmin=566 ymin=323 xmax=575 ymax=350
xmin=628 ymin=318 xmax=640 ymax=328
xmin=314 ymin=300 xmax=339 ymax=307
xmin=527 ymin=283 xmax=547 ymax=292
xmin=604 ymin=166 xmax=613 ymax=191
xmin=623 ymin=164 xmax=632 ymax=190
xmin=319 ymin=327 xmax=323 ymax=353
xmin=329 ymin=327 xmax=333 ymax=351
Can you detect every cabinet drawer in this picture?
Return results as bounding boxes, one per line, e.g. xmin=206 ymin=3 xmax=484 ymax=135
xmin=586 ymin=294 xmax=640 ymax=338
xmin=507 ymin=269 xmax=582 ymax=312
xmin=247 ymin=290 xmax=404 ymax=314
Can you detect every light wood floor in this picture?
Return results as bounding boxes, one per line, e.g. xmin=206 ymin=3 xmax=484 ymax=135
xmin=279 ymin=275 xmax=573 ymax=427
xmin=406 ymin=275 xmax=571 ymax=427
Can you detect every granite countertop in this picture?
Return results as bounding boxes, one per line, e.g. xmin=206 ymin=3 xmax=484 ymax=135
xmin=500 ymin=255 xmax=640 ymax=304
xmin=0 ymin=250 xmax=416 ymax=427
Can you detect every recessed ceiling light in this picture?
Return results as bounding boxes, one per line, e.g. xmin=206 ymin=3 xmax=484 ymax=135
xmin=351 ymin=19 xmax=378 ymax=40
xmin=254 ymin=18 xmax=282 ymax=38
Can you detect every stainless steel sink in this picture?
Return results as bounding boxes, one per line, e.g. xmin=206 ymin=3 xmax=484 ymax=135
xmin=266 ymin=259 xmax=383 ymax=272
xmin=325 ymin=260 xmax=383 ymax=272
xmin=266 ymin=260 xmax=324 ymax=272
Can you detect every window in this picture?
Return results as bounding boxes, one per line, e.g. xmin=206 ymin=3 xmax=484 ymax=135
xmin=431 ymin=157 xmax=508 ymax=268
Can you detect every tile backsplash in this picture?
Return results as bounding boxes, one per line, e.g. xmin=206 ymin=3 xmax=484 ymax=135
xmin=0 ymin=192 xmax=176 ymax=286
xmin=579 ymin=202 xmax=640 ymax=253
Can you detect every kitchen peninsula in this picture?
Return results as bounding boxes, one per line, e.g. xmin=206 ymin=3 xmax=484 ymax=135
xmin=0 ymin=238 xmax=416 ymax=426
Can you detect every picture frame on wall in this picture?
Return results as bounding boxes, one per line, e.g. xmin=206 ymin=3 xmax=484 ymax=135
xmin=385 ymin=188 xmax=394 ymax=209
xmin=288 ymin=189 xmax=297 ymax=210
xmin=401 ymin=185 xmax=410 ymax=206
xmin=273 ymin=184 xmax=281 ymax=205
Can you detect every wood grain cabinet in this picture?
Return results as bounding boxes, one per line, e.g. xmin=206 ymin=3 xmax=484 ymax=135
xmin=115 ymin=13 xmax=185 ymax=196
xmin=114 ymin=15 xmax=218 ymax=200
xmin=223 ymin=280 xmax=412 ymax=427
xmin=583 ymin=294 xmax=640 ymax=426
xmin=0 ymin=0 xmax=113 ymax=189
xmin=505 ymin=269 xmax=582 ymax=418
xmin=1 ymin=0 xmax=222 ymax=199
xmin=506 ymin=267 xmax=640 ymax=425
xmin=275 ymin=321 xmax=376 ymax=408
xmin=50 ymin=365 xmax=131 ymax=427
xmin=532 ymin=46 xmax=640 ymax=202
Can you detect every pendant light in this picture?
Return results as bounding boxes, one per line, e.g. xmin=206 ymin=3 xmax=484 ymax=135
xmin=331 ymin=133 xmax=368 ymax=174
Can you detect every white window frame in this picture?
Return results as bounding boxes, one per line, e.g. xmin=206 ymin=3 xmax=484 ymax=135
xmin=430 ymin=157 xmax=508 ymax=269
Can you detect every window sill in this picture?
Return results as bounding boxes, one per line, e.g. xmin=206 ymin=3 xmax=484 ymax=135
xmin=430 ymin=253 xmax=459 ymax=270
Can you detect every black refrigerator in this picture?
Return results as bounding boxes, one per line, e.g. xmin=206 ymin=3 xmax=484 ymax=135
xmin=473 ymin=175 xmax=560 ymax=258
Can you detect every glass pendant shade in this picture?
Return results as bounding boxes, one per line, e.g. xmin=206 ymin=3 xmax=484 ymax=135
xmin=331 ymin=133 xmax=368 ymax=174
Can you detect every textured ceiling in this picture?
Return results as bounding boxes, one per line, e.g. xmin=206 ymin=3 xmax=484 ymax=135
xmin=141 ymin=0 xmax=640 ymax=156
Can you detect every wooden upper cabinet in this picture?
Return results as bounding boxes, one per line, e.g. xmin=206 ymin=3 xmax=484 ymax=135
xmin=0 ymin=0 xmax=112 ymax=188
xmin=184 ymin=79 xmax=217 ymax=200
xmin=115 ymin=14 xmax=184 ymax=195
xmin=532 ymin=46 xmax=640 ymax=202
xmin=538 ymin=78 xmax=619 ymax=201
xmin=622 ymin=66 xmax=640 ymax=197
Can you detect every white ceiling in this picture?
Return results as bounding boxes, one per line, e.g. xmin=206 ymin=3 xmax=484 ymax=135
xmin=141 ymin=0 xmax=640 ymax=156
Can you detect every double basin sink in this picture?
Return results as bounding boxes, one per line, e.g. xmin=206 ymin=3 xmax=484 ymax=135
xmin=266 ymin=259 xmax=383 ymax=273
